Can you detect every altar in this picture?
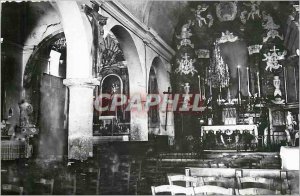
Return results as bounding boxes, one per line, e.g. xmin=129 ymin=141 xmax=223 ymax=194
xmin=201 ymin=125 xmax=259 ymax=151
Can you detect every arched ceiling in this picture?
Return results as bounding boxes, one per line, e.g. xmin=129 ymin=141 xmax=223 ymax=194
xmin=1 ymin=1 xmax=61 ymax=46
xmin=118 ymin=0 xmax=189 ymax=46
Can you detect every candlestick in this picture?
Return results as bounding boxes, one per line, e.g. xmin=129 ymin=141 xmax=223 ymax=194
xmin=246 ymin=67 xmax=251 ymax=97
xmin=202 ymin=80 xmax=205 ymax=99
xmin=237 ymin=65 xmax=241 ymax=103
xmin=209 ymin=79 xmax=212 ymax=97
xmin=294 ymin=67 xmax=298 ymax=101
xmin=283 ymin=67 xmax=288 ymax=103
xmin=198 ymin=75 xmax=201 ymax=99
xmin=257 ymin=71 xmax=261 ymax=97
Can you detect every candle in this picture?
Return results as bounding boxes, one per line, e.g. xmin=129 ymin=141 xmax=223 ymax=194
xmin=237 ymin=65 xmax=241 ymax=102
xmin=202 ymin=80 xmax=205 ymax=99
xmin=198 ymin=75 xmax=201 ymax=99
xmin=246 ymin=67 xmax=251 ymax=97
xmin=209 ymin=79 xmax=212 ymax=96
xmin=257 ymin=72 xmax=261 ymax=97
xmin=294 ymin=67 xmax=298 ymax=101
xmin=284 ymin=67 xmax=288 ymax=103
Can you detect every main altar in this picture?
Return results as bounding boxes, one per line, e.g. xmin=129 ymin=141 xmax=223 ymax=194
xmin=170 ymin=1 xmax=299 ymax=152
xmin=201 ymin=125 xmax=258 ymax=151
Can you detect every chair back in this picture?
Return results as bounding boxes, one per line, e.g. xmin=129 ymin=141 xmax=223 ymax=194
xmin=87 ymin=167 xmax=101 ymax=195
xmin=199 ymin=176 xmax=235 ymax=188
xmin=151 ymin=185 xmax=194 ymax=195
xmin=235 ymin=188 xmax=281 ymax=195
xmin=2 ymin=184 xmax=24 ymax=195
xmin=193 ymin=185 xmax=233 ymax=195
xmin=237 ymin=176 xmax=274 ymax=190
xmin=168 ymin=175 xmax=199 ymax=187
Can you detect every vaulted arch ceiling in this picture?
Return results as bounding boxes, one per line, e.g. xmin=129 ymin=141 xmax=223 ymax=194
xmin=117 ymin=0 xmax=189 ymax=46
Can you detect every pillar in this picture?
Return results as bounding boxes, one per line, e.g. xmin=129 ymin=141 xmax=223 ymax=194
xmin=56 ymin=1 xmax=106 ymax=160
xmin=63 ymin=78 xmax=98 ymax=160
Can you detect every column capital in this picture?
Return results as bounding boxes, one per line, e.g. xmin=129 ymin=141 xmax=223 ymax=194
xmin=63 ymin=78 xmax=99 ymax=88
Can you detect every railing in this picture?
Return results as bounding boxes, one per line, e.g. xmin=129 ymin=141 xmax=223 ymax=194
xmin=1 ymin=140 xmax=28 ymax=160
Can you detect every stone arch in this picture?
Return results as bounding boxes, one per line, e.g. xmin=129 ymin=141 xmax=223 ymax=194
xmin=23 ymin=30 xmax=64 ymax=88
xmin=109 ymin=24 xmax=148 ymax=141
xmin=149 ymin=56 xmax=174 ymax=138
xmin=53 ymin=1 xmax=93 ymax=78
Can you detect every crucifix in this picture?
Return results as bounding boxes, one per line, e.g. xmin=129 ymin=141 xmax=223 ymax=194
xmin=83 ymin=1 xmax=108 ymax=77
xmin=163 ymin=87 xmax=172 ymax=132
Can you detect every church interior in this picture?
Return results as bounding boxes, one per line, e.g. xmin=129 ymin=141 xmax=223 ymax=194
xmin=1 ymin=0 xmax=299 ymax=195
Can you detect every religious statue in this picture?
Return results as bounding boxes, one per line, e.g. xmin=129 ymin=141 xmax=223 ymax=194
xmin=217 ymin=30 xmax=239 ymax=44
xmin=285 ymin=111 xmax=298 ymax=146
xmin=176 ymin=20 xmax=194 ymax=49
xmin=194 ymin=4 xmax=208 ymax=27
xmin=182 ymin=83 xmax=191 ymax=108
xmin=244 ymin=1 xmax=261 ymax=20
xmin=83 ymin=1 xmax=108 ymax=77
xmin=262 ymin=11 xmax=283 ymax=42
xmin=19 ymin=99 xmax=33 ymax=127
xmin=240 ymin=10 xmax=248 ymax=24
xmin=207 ymin=14 xmax=214 ymax=28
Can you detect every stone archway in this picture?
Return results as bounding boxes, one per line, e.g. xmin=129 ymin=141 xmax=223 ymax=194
xmin=149 ymin=57 xmax=174 ymax=140
xmin=23 ymin=31 xmax=68 ymax=160
xmin=109 ymin=25 xmax=148 ymax=141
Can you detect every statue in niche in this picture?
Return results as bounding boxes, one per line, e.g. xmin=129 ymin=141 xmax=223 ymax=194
xmin=83 ymin=1 xmax=108 ymax=77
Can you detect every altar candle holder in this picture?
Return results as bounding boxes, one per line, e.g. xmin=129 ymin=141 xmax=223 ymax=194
xmin=257 ymin=71 xmax=261 ymax=98
xmin=246 ymin=67 xmax=251 ymax=97
xmin=237 ymin=65 xmax=241 ymax=104
xmin=198 ymin=75 xmax=202 ymax=99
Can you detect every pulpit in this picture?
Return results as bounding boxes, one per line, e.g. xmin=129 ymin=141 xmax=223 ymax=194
xmin=201 ymin=125 xmax=258 ymax=151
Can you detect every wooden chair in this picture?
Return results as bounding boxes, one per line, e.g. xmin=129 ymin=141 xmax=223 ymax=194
xmin=63 ymin=173 xmax=76 ymax=195
xmin=34 ymin=178 xmax=54 ymax=195
xmin=1 ymin=184 xmax=24 ymax=195
xmin=193 ymin=185 xmax=234 ymax=195
xmin=168 ymin=175 xmax=199 ymax=187
xmin=235 ymin=188 xmax=281 ymax=195
xmin=151 ymin=185 xmax=194 ymax=195
xmin=199 ymin=176 xmax=235 ymax=188
xmin=87 ymin=168 xmax=101 ymax=195
xmin=237 ymin=176 xmax=274 ymax=190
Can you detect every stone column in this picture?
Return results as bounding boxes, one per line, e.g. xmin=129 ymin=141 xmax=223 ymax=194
xmin=63 ymin=78 xmax=98 ymax=160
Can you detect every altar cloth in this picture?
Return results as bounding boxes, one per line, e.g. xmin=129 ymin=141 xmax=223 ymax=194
xmin=280 ymin=146 xmax=299 ymax=170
